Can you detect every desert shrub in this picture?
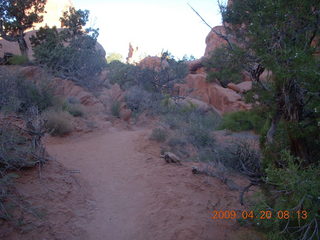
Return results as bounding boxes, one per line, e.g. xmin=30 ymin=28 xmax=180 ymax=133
xmin=149 ymin=128 xmax=167 ymax=142
xmin=167 ymin=136 xmax=187 ymax=148
xmin=110 ymin=101 xmax=121 ymax=118
xmin=0 ymin=123 xmax=41 ymax=171
xmin=184 ymin=122 xmax=215 ymax=149
xmin=107 ymin=53 xmax=188 ymax=94
xmin=249 ymin=150 xmax=320 ymax=240
xmin=67 ymin=103 xmax=84 ymax=117
xmin=0 ymin=113 xmax=48 ymax=224
xmin=0 ymin=72 xmax=54 ymax=113
xmin=161 ymin=105 xmax=220 ymax=159
xmin=8 ymin=55 xmax=29 ymax=65
xmin=220 ymin=109 xmax=267 ymax=134
xmin=125 ymin=86 xmax=164 ymax=115
xmin=44 ymin=110 xmax=73 ymax=136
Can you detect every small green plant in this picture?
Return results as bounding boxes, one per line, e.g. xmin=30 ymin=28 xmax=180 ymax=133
xmin=150 ymin=128 xmax=168 ymax=142
xmin=44 ymin=110 xmax=73 ymax=136
xmin=220 ymin=109 xmax=267 ymax=134
xmin=110 ymin=101 xmax=121 ymax=118
xmin=8 ymin=55 xmax=29 ymax=65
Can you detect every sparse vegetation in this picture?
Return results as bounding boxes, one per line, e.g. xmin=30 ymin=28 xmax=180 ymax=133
xmin=8 ymin=55 xmax=29 ymax=65
xmin=0 ymin=68 xmax=54 ymax=113
xmin=44 ymin=110 xmax=73 ymax=136
xmin=150 ymin=128 xmax=167 ymax=142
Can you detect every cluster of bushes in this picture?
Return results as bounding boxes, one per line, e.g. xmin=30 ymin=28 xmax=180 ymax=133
xmin=150 ymin=103 xmax=221 ymax=162
xmin=30 ymin=8 xmax=106 ymax=89
xmin=107 ymin=53 xmax=188 ymax=94
xmin=219 ymin=108 xmax=268 ymax=135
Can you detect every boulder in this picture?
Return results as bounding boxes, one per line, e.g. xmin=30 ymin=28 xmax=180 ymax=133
xmin=236 ymin=81 xmax=252 ymax=93
xmin=204 ymin=26 xmax=228 ymax=58
xmin=18 ymin=66 xmax=105 ymax=112
xmin=175 ymin=73 xmax=251 ymax=114
xmin=227 ymin=83 xmax=241 ymax=93
xmin=227 ymin=81 xmax=252 ymax=93
xmin=186 ymin=58 xmax=204 ymax=73
xmin=172 ymin=97 xmax=221 ymax=115
xmin=139 ymin=56 xmax=169 ymax=71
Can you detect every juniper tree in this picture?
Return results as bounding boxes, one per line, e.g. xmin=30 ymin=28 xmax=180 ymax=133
xmin=0 ymin=0 xmax=47 ymax=58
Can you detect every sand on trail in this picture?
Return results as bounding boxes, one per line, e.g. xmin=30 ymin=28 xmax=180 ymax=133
xmin=45 ymin=126 xmax=262 ymax=240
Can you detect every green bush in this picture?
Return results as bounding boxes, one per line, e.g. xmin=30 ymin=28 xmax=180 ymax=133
xmin=149 ymin=128 xmax=167 ymax=142
xmin=107 ymin=54 xmax=188 ymax=93
xmin=31 ymin=24 xmax=106 ymax=89
xmin=44 ymin=110 xmax=73 ymax=136
xmin=8 ymin=55 xmax=29 ymax=65
xmin=251 ymin=150 xmax=320 ymax=240
xmin=220 ymin=109 xmax=267 ymax=134
xmin=110 ymin=101 xmax=121 ymax=118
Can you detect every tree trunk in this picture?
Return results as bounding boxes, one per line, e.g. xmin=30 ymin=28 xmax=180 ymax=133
xmin=266 ymin=109 xmax=282 ymax=144
xmin=17 ymin=31 xmax=28 ymax=59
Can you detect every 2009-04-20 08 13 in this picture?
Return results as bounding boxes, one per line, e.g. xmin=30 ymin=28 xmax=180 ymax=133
xmin=210 ymin=210 xmax=309 ymax=220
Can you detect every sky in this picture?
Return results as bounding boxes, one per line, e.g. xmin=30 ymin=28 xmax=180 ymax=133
xmin=73 ymin=0 xmax=223 ymax=59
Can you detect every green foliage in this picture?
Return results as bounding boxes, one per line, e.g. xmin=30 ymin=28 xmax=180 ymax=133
xmin=0 ymin=0 xmax=47 ymax=57
xmin=8 ymin=55 xmax=29 ymax=65
xmin=252 ymin=150 xmax=320 ymax=239
xmin=150 ymin=128 xmax=167 ymax=142
xmin=219 ymin=1 xmax=320 ymax=238
xmin=220 ymin=109 xmax=268 ymax=134
xmin=106 ymin=53 xmax=123 ymax=63
xmin=30 ymin=8 xmax=106 ymax=88
xmin=204 ymin=46 xmax=244 ymax=87
xmin=110 ymin=101 xmax=121 ymax=118
xmin=106 ymin=55 xmax=188 ymax=93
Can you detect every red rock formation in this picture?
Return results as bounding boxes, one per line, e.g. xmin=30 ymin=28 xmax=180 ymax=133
xmin=175 ymin=73 xmax=251 ymax=114
xmin=18 ymin=66 xmax=105 ymax=112
xmin=204 ymin=26 xmax=228 ymax=57
xmin=138 ymin=56 xmax=169 ymax=71
xmin=126 ymin=42 xmax=139 ymax=64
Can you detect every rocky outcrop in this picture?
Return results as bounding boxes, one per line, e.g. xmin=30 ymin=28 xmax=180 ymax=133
xmin=18 ymin=66 xmax=105 ymax=112
xmin=126 ymin=42 xmax=139 ymax=64
xmin=171 ymin=97 xmax=221 ymax=115
xmin=227 ymin=81 xmax=252 ymax=94
xmin=138 ymin=56 xmax=169 ymax=71
xmin=175 ymin=73 xmax=251 ymax=114
xmin=204 ymin=26 xmax=228 ymax=57
xmin=33 ymin=0 xmax=73 ymax=29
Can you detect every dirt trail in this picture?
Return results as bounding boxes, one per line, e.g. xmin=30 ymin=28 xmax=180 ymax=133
xmin=45 ymin=126 xmax=261 ymax=240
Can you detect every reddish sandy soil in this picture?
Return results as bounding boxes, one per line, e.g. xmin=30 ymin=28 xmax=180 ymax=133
xmin=2 ymin=126 xmax=264 ymax=240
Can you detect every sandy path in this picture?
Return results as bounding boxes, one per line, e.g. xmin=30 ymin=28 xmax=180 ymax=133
xmin=46 ymin=127 xmax=262 ymax=240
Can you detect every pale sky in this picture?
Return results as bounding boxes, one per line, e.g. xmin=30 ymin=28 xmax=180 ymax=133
xmin=73 ymin=0 xmax=223 ymax=59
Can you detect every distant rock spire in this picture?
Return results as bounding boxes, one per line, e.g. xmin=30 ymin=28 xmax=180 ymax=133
xmin=126 ymin=42 xmax=139 ymax=64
